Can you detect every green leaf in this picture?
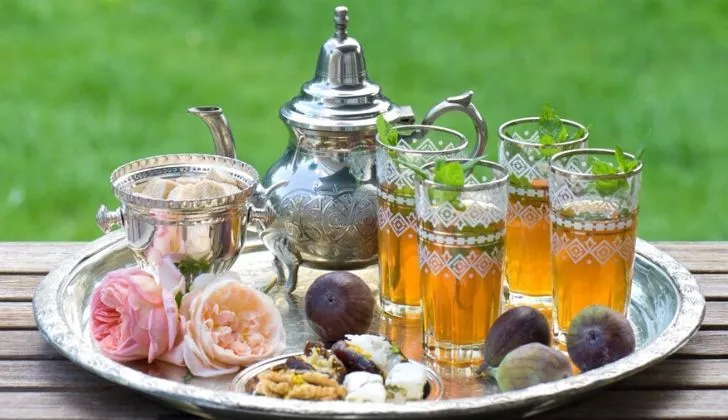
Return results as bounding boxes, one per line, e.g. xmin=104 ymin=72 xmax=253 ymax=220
xmin=538 ymin=105 xmax=562 ymax=137
xmin=588 ymin=147 xmax=644 ymax=196
xmin=589 ymin=156 xmax=618 ymax=176
xmin=556 ymin=125 xmax=570 ymax=143
xmin=175 ymin=292 xmax=183 ymax=308
xmin=508 ymin=173 xmax=532 ymax=189
xmin=539 ymin=133 xmax=556 ymax=146
xmin=392 ymin=156 xmax=429 ymax=179
xmin=433 ymin=160 xmax=465 ymax=186
xmin=376 ymin=114 xmax=397 ymax=147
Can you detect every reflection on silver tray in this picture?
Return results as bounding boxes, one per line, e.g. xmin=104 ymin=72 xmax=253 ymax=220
xmin=33 ymin=231 xmax=705 ymax=419
xmin=231 ymin=352 xmax=444 ymax=402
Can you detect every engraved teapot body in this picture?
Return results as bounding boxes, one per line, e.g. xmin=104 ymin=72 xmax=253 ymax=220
xmin=256 ymin=7 xmax=490 ymax=292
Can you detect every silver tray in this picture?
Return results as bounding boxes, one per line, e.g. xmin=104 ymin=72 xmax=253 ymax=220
xmin=33 ymin=231 xmax=705 ymax=419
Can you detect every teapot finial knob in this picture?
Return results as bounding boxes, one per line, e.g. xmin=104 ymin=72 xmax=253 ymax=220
xmin=334 ymin=6 xmax=348 ymax=40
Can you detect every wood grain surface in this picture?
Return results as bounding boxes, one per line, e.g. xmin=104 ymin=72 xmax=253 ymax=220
xmin=1 ymin=242 xmax=726 ymax=419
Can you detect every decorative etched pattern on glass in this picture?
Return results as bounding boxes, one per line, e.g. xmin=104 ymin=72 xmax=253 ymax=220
xmin=549 ymin=151 xmax=642 ymax=214
xmin=419 ymin=242 xmax=504 ymax=280
xmin=375 ymin=138 xmax=467 ymax=193
xmin=552 ymin=233 xmax=635 ymax=266
xmin=415 ymin=175 xmax=507 ymax=232
xmin=551 ymin=213 xmax=634 ymax=232
xmin=508 ymin=200 xmax=548 ymax=228
xmin=377 ymin=204 xmax=417 ymax=237
xmin=377 ymin=188 xmax=415 ymax=207
xmin=417 ymin=227 xmax=504 ymax=247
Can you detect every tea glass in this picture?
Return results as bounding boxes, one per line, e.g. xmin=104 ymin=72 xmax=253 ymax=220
xmin=375 ymin=125 xmax=470 ymax=318
xmin=415 ymin=159 xmax=508 ymax=366
xmin=548 ymin=148 xmax=642 ymax=345
xmin=498 ymin=117 xmax=588 ymax=313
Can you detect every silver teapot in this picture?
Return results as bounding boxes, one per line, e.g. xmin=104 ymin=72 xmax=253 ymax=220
xmin=192 ymin=6 xmax=489 ymax=293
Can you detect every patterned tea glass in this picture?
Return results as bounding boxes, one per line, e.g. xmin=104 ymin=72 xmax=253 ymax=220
xmin=498 ymin=117 xmax=588 ymax=312
xmin=549 ymin=148 xmax=642 ymax=345
xmin=415 ymin=159 xmax=508 ymax=366
xmin=375 ymin=125 xmax=470 ymax=318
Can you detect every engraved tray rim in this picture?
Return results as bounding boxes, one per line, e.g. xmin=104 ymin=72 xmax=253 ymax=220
xmin=33 ymin=231 xmax=706 ymax=419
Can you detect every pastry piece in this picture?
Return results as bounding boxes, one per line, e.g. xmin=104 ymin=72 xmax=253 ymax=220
xmin=253 ymin=369 xmax=346 ymax=401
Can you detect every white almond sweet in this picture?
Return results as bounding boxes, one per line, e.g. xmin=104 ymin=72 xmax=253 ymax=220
xmin=385 ymin=362 xmax=426 ymax=401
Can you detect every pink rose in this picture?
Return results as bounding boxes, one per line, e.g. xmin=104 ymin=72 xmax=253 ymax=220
xmin=91 ymin=263 xmax=184 ymax=366
xmin=180 ymin=272 xmax=286 ymax=377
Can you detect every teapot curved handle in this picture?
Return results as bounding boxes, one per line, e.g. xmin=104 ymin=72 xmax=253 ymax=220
xmin=420 ymin=91 xmax=488 ymax=158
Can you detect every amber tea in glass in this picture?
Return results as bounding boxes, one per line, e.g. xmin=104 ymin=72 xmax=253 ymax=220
xmin=498 ymin=117 xmax=588 ymax=311
xmin=375 ymin=125 xmax=469 ymax=318
xmin=415 ymin=159 xmax=508 ymax=366
xmin=548 ymin=148 xmax=642 ymax=345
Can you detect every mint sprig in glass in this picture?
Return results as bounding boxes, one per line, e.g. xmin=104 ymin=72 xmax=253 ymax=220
xmin=497 ymin=105 xmax=589 ymax=311
xmin=374 ymin=117 xmax=471 ymax=318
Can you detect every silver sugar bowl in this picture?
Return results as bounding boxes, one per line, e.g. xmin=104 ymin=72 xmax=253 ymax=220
xmin=96 ymin=153 xmax=271 ymax=287
xmin=259 ymin=6 xmax=489 ymax=292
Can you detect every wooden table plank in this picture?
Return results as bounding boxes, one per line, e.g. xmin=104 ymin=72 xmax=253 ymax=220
xmin=542 ymin=390 xmax=728 ymax=419
xmin=0 ymin=389 xmax=726 ymax=420
xmin=0 ymin=331 xmax=61 ymax=360
xmin=0 ymin=390 xmax=178 ymax=420
xmin=0 ymin=361 xmax=111 ymax=390
xmin=696 ymin=274 xmax=728 ymax=300
xmin=0 ymin=243 xmax=84 ymax=274
xmin=0 ymin=275 xmax=42 ymax=301
xmin=0 ymin=302 xmax=35 ymax=329
xmin=655 ymin=242 xmax=728 ymax=273
xmin=675 ymin=331 xmax=728 ymax=357
xmin=615 ymin=359 xmax=728 ymax=389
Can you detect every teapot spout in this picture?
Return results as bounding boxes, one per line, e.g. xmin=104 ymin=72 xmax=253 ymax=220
xmin=187 ymin=106 xmax=237 ymax=159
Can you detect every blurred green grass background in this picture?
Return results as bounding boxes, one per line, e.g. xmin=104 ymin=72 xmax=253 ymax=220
xmin=0 ymin=0 xmax=726 ymax=241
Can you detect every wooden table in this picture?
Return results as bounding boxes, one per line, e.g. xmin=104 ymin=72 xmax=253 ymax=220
xmin=1 ymin=242 xmax=727 ymax=419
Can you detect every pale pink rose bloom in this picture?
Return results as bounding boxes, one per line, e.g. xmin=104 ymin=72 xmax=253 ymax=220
xmin=91 ymin=265 xmax=184 ymax=366
xmin=180 ymin=272 xmax=286 ymax=377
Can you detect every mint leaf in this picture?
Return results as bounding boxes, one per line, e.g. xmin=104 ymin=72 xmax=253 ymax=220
xmin=556 ymin=125 xmax=570 ymax=143
xmin=509 ymin=173 xmax=532 ymax=189
xmin=538 ymin=105 xmax=562 ymax=138
xmin=376 ymin=114 xmax=397 ymax=147
xmin=589 ymin=149 xmax=642 ymax=196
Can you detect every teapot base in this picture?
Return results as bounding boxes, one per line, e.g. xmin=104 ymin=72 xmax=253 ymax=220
xmin=260 ymin=229 xmax=379 ymax=294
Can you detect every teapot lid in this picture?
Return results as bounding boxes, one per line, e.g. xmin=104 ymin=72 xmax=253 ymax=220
xmin=279 ymin=6 xmax=409 ymax=132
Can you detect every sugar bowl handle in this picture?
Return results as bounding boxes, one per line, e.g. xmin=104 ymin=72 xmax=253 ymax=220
xmin=96 ymin=205 xmax=122 ymax=233
xmin=421 ymin=91 xmax=488 ymax=158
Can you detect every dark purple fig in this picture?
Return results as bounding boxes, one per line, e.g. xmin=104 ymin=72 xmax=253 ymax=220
xmin=483 ymin=306 xmax=551 ymax=368
xmin=304 ymin=272 xmax=375 ymax=342
xmin=495 ymin=343 xmax=572 ymax=391
xmin=567 ymin=305 xmax=636 ymax=372
xmin=331 ymin=340 xmax=382 ymax=375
